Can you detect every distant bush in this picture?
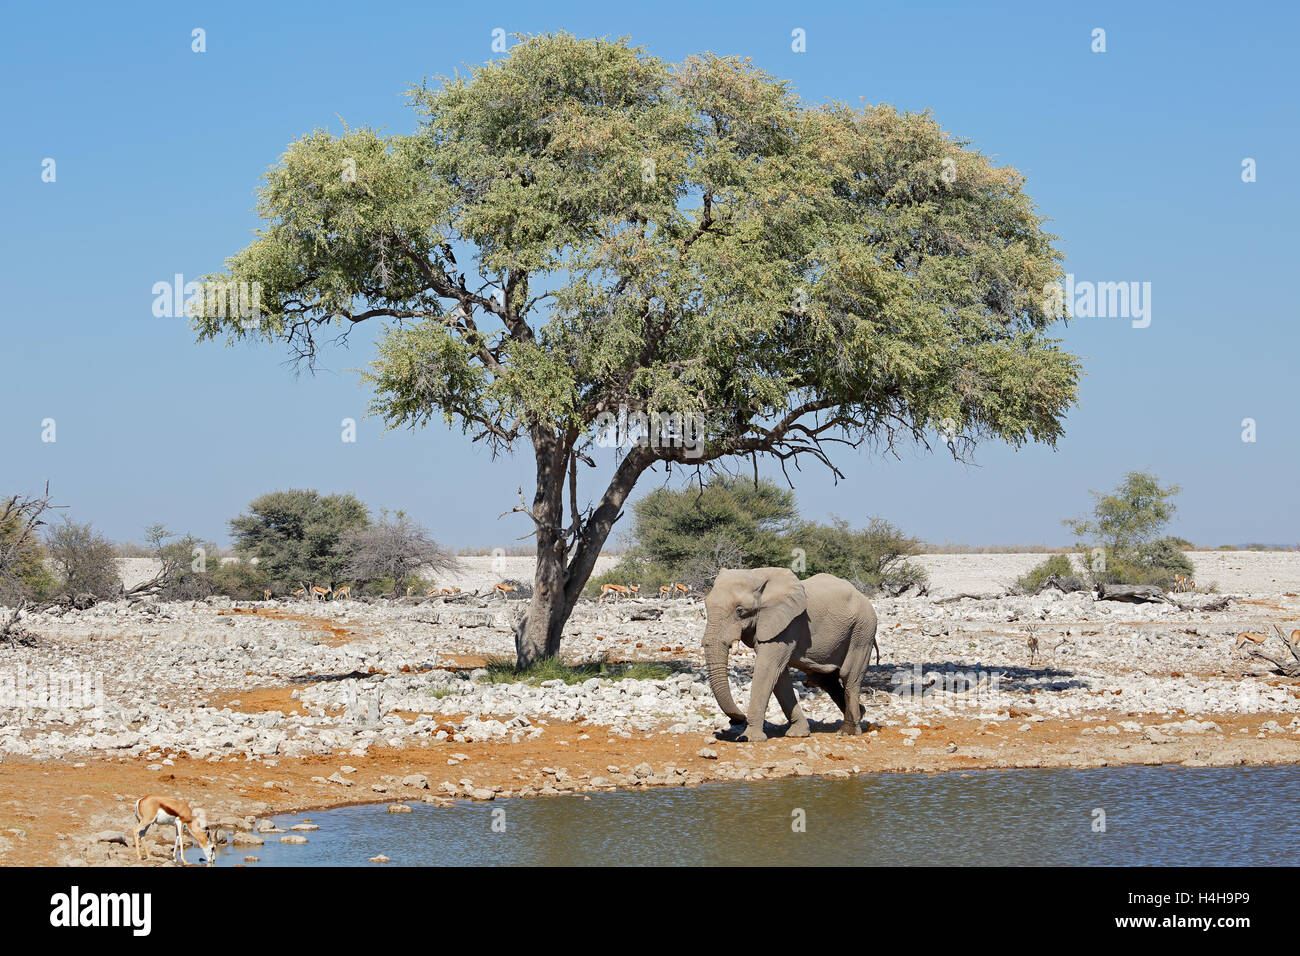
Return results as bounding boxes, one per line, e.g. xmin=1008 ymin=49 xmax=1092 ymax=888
xmin=589 ymin=481 xmax=926 ymax=597
xmin=1014 ymin=554 xmax=1085 ymax=594
xmin=45 ymin=519 xmax=122 ymax=600
xmin=207 ymin=558 xmax=270 ymax=601
xmin=794 ymin=516 xmax=928 ymax=595
xmin=229 ymin=489 xmax=368 ymax=589
xmin=1089 ymin=536 xmax=1196 ymax=591
xmin=362 ymin=574 xmax=438 ymax=597
xmin=590 ymin=476 xmax=797 ymax=595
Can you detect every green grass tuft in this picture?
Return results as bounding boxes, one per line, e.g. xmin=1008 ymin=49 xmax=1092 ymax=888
xmin=480 ymin=655 xmax=678 ymax=686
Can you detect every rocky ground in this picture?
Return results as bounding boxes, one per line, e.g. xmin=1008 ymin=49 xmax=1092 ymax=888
xmin=2 ymin=552 xmax=1299 ymax=865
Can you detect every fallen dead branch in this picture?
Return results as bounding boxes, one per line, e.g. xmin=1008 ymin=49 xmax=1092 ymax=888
xmin=1236 ymin=623 xmax=1300 ymax=677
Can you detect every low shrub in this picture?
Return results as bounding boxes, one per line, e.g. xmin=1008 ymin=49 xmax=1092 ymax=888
xmin=1013 ymin=554 xmax=1085 ymax=594
xmin=794 ymin=517 xmax=928 ymax=595
xmin=46 ymin=519 xmax=122 ymax=601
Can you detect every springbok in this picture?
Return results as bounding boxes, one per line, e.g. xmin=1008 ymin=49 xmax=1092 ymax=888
xmin=659 ymin=584 xmax=672 ymax=598
xmin=628 ymin=584 xmax=640 ymax=596
xmin=1235 ymin=631 xmax=1268 ymax=651
xmin=494 ymin=583 xmax=516 ymax=600
xmin=333 ymin=585 xmax=350 ymax=600
xmin=600 ymin=583 xmax=631 ymax=601
xmin=263 ymin=588 xmax=272 ymax=601
xmin=133 ymin=794 xmax=215 ymax=865
xmin=292 ymin=588 xmax=306 ymax=599
xmin=311 ymin=585 xmax=331 ymax=602
xmin=1026 ymin=627 xmax=1040 ymax=665
xmin=674 ymin=582 xmax=691 ymax=597
xmin=1173 ymin=575 xmax=1194 ymax=593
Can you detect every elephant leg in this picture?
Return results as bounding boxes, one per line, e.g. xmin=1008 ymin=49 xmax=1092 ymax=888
xmin=809 ymin=670 xmax=847 ymax=716
xmin=773 ymin=670 xmax=810 ymax=738
xmin=837 ymin=624 xmax=878 ymax=736
xmin=740 ymin=646 xmax=789 ymax=742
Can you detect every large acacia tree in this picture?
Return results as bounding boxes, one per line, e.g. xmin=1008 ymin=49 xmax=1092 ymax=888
xmin=195 ymin=34 xmax=1080 ymax=665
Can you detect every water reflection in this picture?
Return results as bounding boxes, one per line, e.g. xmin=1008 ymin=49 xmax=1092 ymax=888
xmin=216 ymin=765 xmax=1300 ymax=867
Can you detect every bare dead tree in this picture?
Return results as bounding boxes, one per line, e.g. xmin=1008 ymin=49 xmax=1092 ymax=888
xmin=341 ymin=513 xmax=459 ymax=597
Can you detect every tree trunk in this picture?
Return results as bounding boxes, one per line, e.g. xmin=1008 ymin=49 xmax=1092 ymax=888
xmin=514 ymin=430 xmax=568 ymax=667
xmin=514 ymin=444 xmax=651 ymax=667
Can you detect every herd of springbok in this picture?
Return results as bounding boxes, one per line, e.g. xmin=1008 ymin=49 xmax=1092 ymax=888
xmin=602 ymin=581 xmax=691 ymax=601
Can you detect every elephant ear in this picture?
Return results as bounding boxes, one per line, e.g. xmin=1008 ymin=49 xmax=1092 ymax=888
xmin=753 ymin=568 xmax=807 ymax=644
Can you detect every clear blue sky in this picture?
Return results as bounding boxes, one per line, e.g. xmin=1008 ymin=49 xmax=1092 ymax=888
xmin=3 ymin=0 xmax=1297 ymax=550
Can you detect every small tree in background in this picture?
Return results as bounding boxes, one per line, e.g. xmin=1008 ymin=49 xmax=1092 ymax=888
xmin=628 ymin=476 xmax=797 ymax=572
xmin=229 ymin=490 xmax=369 ymax=589
xmin=1065 ymin=470 xmax=1193 ymax=589
xmin=342 ymin=511 xmax=458 ymax=596
xmin=594 ymin=476 xmax=797 ymax=590
xmin=46 ymin=519 xmax=122 ymax=601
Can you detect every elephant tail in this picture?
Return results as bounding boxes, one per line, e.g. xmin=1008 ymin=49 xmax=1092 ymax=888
xmin=871 ymin=638 xmax=880 ymax=666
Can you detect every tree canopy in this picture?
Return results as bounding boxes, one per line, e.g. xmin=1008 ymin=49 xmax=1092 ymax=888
xmin=194 ymin=33 xmax=1080 ymax=663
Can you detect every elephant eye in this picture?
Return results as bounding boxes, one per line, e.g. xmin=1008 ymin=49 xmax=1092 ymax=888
xmin=735 ymin=604 xmax=748 ymax=616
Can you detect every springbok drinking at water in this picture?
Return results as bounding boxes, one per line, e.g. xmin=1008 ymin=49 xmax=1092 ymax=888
xmin=133 ymin=794 xmax=215 ymax=865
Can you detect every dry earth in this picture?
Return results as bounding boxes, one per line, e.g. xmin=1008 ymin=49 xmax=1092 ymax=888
xmin=4 ymin=551 xmax=1300 ymax=866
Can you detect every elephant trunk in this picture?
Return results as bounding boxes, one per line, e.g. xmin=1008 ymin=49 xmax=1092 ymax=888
xmin=704 ymin=632 xmax=746 ymax=724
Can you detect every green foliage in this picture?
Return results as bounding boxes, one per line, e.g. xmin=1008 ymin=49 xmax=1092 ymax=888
xmin=1065 ymin=471 xmax=1180 ymax=555
xmin=1065 ymin=472 xmax=1190 ymax=588
xmin=360 ymin=574 xmax=435 ymax=597
xmin=207 ymin=559 xmax=270 ymax=601
xmin=1013 ymin=553 xmax=1084 ymax=594
xmin=195 ymin=30 xmax=1081 ymax=485
xmin=794 ymin=516 xmax=928 ymax=595
xmin=229 ymin=490 xmax=369 ymax=587
xmin=0 ymin=504 xmax=56 ymax=604
xmin=593 ymin=480 xmax=925 ymax=596
xmin=593 ymin=477 xmax=797 ymax=593
xmin=1090 ymin=537 xmax=1196 ymax=590
xmin=481 ymin=655 xmax=677 ymax=686
xmin=45 ymin=519 xmax=122 ymax=599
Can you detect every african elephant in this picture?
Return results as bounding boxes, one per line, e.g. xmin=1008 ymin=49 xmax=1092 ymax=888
xmin=703 ymin=568 xmax=879 ymax=742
